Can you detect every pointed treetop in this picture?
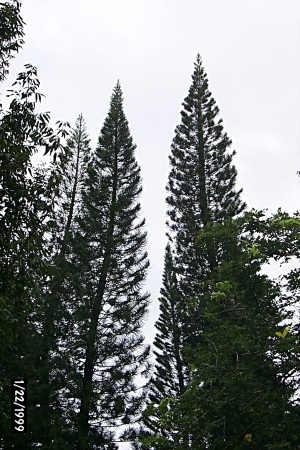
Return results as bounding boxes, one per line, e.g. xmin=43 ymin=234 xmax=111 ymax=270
xmin=196 ymin=53 xmax=202 ymax=64
xmin=106 ymin=80 xmax=125 ymax=118
xmin=111 ymin=79 xmax=123 ymax=100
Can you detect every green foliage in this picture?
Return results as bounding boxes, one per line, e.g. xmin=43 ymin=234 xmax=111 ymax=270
xmin=0 ymin=63 xmax=67 ymax=351
xmin=147 ymin=211 xmax=300 ymax=448
xmin=0 ymin=0 xmax=24 ymax=83
xmin=55 ymin=83 xmax=151 ymax=448
xmin=145 ymin=54 xmax=246 ymax=448
xmin=276 ymin=327 xmax=290 ymax=339
xmin=0 ymin=7 xmax=69 ymax=444
xmin=1 ymin=12 xmax=299 ymax=448
xmin=0 ymin=60 xmax=69 ymax=446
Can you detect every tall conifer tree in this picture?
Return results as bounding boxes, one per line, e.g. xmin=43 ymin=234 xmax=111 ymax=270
xmin=151 ymin=244 xmax=185 ymax=402
xmin=62 ymin=83 xmax=150 ymax=448
xmin=36 ymin=114 xmax=91 ymax=447
xmin=141 ymin=245 xmax=186 ymax=448
xmin=144 ymin=55 xmax=246 ymax=447
xmin=58 ymin=113 xmax=91 ymax=246
xmin=167 ymin=54 xmax=245 ymax=290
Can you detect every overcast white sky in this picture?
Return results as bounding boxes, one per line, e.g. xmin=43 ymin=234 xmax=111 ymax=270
xmin=3 ymin=0 xmax=300 ymax=347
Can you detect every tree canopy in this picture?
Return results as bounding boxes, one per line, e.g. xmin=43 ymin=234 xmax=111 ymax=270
xmin=0 ymin=6 xmax=299 ymax=448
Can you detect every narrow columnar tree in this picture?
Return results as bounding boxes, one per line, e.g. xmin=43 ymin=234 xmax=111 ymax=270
xmin=159 ymin=53 xmax=245 ymax=382
xmin=167 ymin=53 xmax=245 ymax=291
xmin=143 ymin=55 xmax=246 ymax=448
xmin=36 ymin=114 xmax=91 ymax=448
xmin=58 ymin=113 xmax=91 ymax=246
xmin=62 ymin=83 xmax=150 ymax=448
xmin=140 ymin=244 xmax=186 ymax=448
xmin=151 ymin=244 xmax=185 ymax=401
xmin=167 ymin=53 xmax=245 ymax=354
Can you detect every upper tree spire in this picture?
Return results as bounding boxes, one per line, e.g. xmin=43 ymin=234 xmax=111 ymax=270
xmin=167 ymin=53 xmax=246 ymax=291
xmin=168 ymin=53 xmax=245 ymax=231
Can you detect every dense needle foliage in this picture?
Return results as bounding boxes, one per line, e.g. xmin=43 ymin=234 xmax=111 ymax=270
xmin=143 ymin=55 xmax=246 ymax=447
xmin=142 ymin=56 xmax=300 ymax=449
xmin=58 ymin=83 xmax=150 ymax=448
xmin=1 ymin=5 xmax=299 ymax=448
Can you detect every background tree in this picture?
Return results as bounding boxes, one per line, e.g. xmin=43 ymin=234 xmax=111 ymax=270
xmin=151 ymin=244 xmax=185 ymax=400
xmin=33 ymin=114 xmax=91 ymax=448
xmin=140 ymin=244 xmax=185 ymax=447
xmin=57 ymin=113 xmax=91 ymax=246
xmin=59 ymin=83 xmax=150 ymax=448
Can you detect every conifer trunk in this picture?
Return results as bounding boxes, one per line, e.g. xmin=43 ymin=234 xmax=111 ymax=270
xmin=63 ymin=119 xmax=83 ymax=244
xmin=77 ymin=142 xmax=118 ymax=447
xmin=69 ymin=83 xmax=149 ymax=448
xmin=197 ymin=92 xmax=209 ymax=227
xmin=196 ymin=89 xmax=216 ymax=271
xmin=147 ymin=55 xmax=245 ymax=446
xmin=39 ymin=115 xmax=89 ymax=448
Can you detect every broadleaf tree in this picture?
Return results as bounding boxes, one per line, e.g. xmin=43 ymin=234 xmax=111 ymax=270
xmin=0 ymin=0 xmax=25 ymax=83
xmin=167 ymin=211 xmax=300 ymax=448
xmin=0 ymin=61 xmax=68 ymax=447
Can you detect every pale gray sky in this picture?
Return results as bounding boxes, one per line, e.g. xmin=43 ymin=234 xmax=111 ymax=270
xmin=4 ymin=0 xmax=300 ymax=346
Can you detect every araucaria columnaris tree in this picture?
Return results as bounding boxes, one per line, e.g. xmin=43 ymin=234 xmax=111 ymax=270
xmin=63 ymin=83 xmax=150 ymax=448
xmin=141 ymin=244 xmax=185 ymax=448
xmin=36 ymin=114 xmax=91 ymax=447
xmin=151 ymin=244 xmax=184 ymax=401
xmin=167 ymin=53 xmax=245 ymax=289
xmin=144 ymin=54 xmax=246 ymax=447
xmin=58 ymin=113 xmax=91 ymax=246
